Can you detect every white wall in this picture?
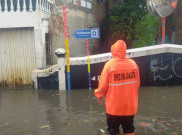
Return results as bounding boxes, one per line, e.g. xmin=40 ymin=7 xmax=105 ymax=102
xmin=0 ymin=11 xmax=50 ymax=69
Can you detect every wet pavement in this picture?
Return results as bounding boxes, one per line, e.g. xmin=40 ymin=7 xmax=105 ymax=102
xmin=0 ymin=86 xmax=182 ymax=135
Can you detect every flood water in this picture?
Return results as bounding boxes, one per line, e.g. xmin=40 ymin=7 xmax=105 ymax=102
xmin=0 ymin=86 xmax=182 ymax=135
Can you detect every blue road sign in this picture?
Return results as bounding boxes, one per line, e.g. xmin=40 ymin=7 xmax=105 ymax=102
xmin=72 ymin=28 xmax=100 ymax=39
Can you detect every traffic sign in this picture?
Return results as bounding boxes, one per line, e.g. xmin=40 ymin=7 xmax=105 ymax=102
xmin=72 ymin=28 xmax=100 ymax=39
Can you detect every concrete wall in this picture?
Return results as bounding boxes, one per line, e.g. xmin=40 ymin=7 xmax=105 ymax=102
xmin=33 ymin=44 xmax=182 ymax=90
xmin=49 ymin=0 xmax=106 ymax=64
xmin=0 ymin=11 xmax=51 ymax=69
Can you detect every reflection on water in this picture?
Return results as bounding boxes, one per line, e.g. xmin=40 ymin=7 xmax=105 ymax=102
xmin=0 ymin=86 xmax=182 ymax=135
xmin=136 ymin=86 xmax=182 ymax=135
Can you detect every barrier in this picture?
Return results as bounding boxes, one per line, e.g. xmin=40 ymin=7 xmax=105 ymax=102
xmin=32 ymin=44 xmax=182 ymax=90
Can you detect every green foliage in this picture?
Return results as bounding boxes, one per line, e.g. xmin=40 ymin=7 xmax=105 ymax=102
xmin=104 ymin=0 xmax=159 ymax=48
xmin=133 ymin=14 xmax=159 ymax=48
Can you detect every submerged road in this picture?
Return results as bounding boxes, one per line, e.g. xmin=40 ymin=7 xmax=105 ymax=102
xmin=0 ymin=86 xmax=182 ymax=135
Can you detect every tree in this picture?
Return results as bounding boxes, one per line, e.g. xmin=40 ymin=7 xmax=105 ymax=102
xmin=133 ymin=13 xmax=159 ymax=48
xmin=103 ymin=0 xmax=159 ymax=49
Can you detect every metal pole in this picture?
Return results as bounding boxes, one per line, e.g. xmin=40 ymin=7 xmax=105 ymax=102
xmin=63 ymin=5 xmax=71 ymax=90
xmin=86 ymin=39 xmax=91 ymax=91
xmin=162 ymin=17 xmax=165 ymax=44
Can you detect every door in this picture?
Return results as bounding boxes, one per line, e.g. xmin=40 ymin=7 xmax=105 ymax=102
xmin=0 ymin=28 xmax=36 ymax=86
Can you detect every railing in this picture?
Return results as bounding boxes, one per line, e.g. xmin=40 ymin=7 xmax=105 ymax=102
xmin=0 ymin=0 xmax=54 ymax=13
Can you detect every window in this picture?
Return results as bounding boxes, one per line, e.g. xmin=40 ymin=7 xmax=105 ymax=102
xmin=97 ymin=0 xmax=104 ymax=3
xmin=73 ymin=0 xmax=92 ymax=9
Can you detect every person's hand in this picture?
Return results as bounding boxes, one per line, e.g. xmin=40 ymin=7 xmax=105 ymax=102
xmin=97 ymin=97 xmax=103 ymax=104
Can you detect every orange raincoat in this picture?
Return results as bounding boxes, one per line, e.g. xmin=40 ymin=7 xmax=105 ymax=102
xmin=94 ymin=40 xmax=140 ymax=116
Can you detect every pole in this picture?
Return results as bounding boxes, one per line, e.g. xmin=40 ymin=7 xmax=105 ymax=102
xmin=63 ymin=5 xmax=71 ymax=90
xmin=162 ymin=17 xmax=165 ymax=44
xmin=86 ymin=39 xmax=91 ymax=91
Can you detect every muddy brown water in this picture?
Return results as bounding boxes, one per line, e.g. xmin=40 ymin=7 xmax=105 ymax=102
xmin=0 ymin=86 xmax=182 ymax=135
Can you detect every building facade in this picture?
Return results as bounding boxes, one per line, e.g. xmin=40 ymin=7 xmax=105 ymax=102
xmin=0 ymin=0 xmax=54 ymax=86
xmin=49 ymin=0 xmax=106 ymax=64
xmin=0 ymin=0 xmax=108 ymax=86
xmin=166 ymin=0 xmax=182 ymax=44
xmin=0 ymin=0 xmax=127 ymax=87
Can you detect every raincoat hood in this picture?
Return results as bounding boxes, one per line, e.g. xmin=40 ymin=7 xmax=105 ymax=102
xmin=111 ymin=40 xmax=126 ymax=58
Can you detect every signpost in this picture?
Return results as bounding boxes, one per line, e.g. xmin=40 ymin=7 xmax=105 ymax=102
xmin=73 ymin=28 xmax=100 ymax=91
xmin=73 ymin=28 xmax=100 ymax=39
xmin=63 ymin=5 xmax=71 ymax=90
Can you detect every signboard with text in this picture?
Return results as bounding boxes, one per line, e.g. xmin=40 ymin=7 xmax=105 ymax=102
xmin=72 ymin=28 xmax=100 ymax=39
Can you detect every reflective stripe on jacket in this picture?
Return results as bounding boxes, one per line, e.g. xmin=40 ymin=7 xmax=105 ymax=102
xmin=94 ymin=40 xmax=140 ymax=116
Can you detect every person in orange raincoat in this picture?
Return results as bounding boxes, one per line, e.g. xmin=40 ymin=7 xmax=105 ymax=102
xmin=94 ymin=40 xmax=140 ymax=135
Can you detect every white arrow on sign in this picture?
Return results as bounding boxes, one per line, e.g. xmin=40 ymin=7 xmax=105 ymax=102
xmin=91 ymin=76 xmax=100 ymax=81
xmin=72 ymin=28 xmax=100 ymax=39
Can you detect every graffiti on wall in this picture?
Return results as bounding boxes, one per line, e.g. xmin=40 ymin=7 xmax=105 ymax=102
xmin=150 ymin=54 xmax=182 ymax=82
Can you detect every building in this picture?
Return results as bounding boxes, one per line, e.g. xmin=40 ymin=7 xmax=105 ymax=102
xmin=0 ymin=0 xmax=108 ymax=86
xmin=49 ymin=0 xmax=125 ymax=64
xmin=166 ymin=0 xmax=182 ymax=44
xmin=0 ymin=0 xmax=54 ymax=86
xmin=49 ymin=0 xmax=106 ymax=64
